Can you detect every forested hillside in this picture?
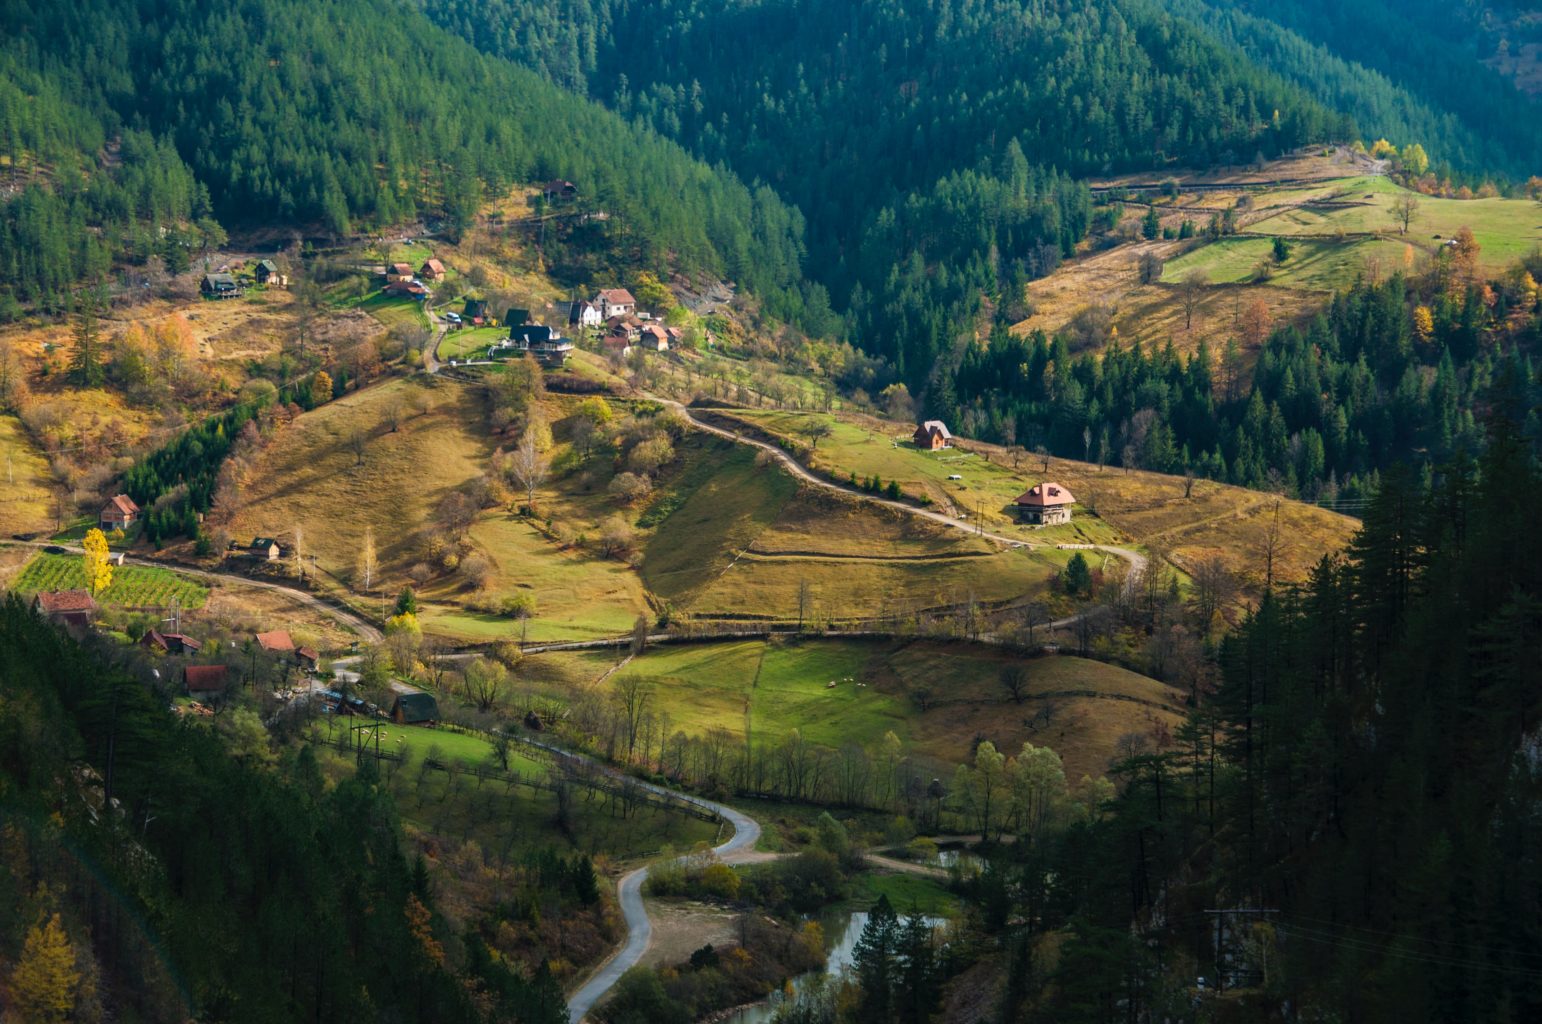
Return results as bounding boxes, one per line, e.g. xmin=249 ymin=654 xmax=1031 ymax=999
xmin=420 ymin=0 xmax=1348 ymax=381
xmin=0 ymin=0 xmax=821 ymax=323
xmin=969 ymin=363 xmax=1542 ymax=1022
xmin=1191 ymin=0 xmax=1542 ymax=177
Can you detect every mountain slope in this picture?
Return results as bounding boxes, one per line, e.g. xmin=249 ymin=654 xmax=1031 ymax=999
xmin=0 ymin=0 xmax=821 ymax=323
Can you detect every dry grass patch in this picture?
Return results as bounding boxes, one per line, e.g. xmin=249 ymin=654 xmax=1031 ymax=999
xmin=0 ymin=415 xmax=56 ymax=535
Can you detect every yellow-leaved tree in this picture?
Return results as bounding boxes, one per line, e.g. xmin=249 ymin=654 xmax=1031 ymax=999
xmin=81 ymin=528 xmax=112 ymax=596
xmin=1413 ymin=306 xmax=1435 ymax=344
xmin=313 ymin=370 xmax=334 ymax=404
xmin=8 ymin=912 xmax=81 ymax=1024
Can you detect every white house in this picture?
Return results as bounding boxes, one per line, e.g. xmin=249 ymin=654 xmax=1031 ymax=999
xmin=596 ymin=288 xmax=637 ymax=320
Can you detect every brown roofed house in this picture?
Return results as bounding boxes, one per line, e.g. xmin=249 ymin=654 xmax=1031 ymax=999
xmin=101 ymin=493 xmax=141 ymax=531
xmin=296 ymin=646 xmax=320 ymax=671
xmin=542 ymin=179 xmax=578 ymax=202
xmin=184 ymin=664 xmax=230 ymax=697
xmin=33 ymin=590 xmax=97 ymax=629
xmin=419 ymin=258 xmax=446 ymax=281
xmin=387 ymin=262 xmax=415 ymax=283
xmin=141 ymin=629 xmax=201 ymax=655
xmin=638 ymin=324 xmax=670 ymax=351
xmin=596 ymin=288 xmax=636 ymax=319
xmin=913 ymin=420 xmax=953 ymax=450
xmin=255 ymin=629 xmax=295 ymax=653
xmin=1014 ymin=482 xmax=1076 ymax=525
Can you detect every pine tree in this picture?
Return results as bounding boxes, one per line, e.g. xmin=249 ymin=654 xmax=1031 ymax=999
xmin=853 ymin=895 xmax=899 ymax=1023
xmin=67 ymin=291 xmax=105 ymax=387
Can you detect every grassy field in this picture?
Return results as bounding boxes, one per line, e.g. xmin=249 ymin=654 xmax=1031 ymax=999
xmin=860 ymin=873 xmax=957 ymax=916
xmin=228 ymin=376 xmax=493 ymax=580
xmin=419 ymin=512 xmax=652 ymax=642
xmin=14 ymin=552 xmax=209 ymax=608
xmin=354 ymin=292 xmax=430 ymax=330
xmin=1160 ymin=235 xmax=1414 ymax=288
xmin=437 ymin=326 xmax=505 ymax=361
xmin=0 ymin=416 xmax=55 ymax=535
xmin=1244 ymin=175 xmax=1542 ymax=270
xmin=588 ymin=637 xmax=1186 ymax=782
xmin=709 ymin=407 xmax=1358 ymax=590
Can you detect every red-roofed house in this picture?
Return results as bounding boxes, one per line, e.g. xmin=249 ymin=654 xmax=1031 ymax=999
xmin=913 ymin=421 xmax=953 ymax=450
xmin=184 ymin=664 xmax=230 ymax=696
xmin=596 ymin=288 xmax=636 ymax=319
xmin=100 ymin=494 xmax=141 ymax=531
xmin=255 ymin=629 xmax=295 ymax=653
xmin=638 ymin=324 xmax=670 ymax=352
xmin=419 ymin=258 xmax=446 ymax=281
xmin=387 ymin=262 xmax=415 ymax=283
xmin=1014 ymin=482 xmax=1076 ymax=525
xmin=33 ymin=590 xmax=97 ymax=629
xmin=296 ymin=646 xmax=320 ymax=671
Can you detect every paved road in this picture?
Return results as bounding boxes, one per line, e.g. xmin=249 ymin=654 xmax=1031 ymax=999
xmin=5 ymin=539 xmax=383 ymax=642
xmin=554 ymin=758 xmax=762 ymax=1022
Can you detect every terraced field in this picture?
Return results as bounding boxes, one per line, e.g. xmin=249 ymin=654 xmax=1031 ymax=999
xmin=15 ymin=552 xmax=209 ymax=608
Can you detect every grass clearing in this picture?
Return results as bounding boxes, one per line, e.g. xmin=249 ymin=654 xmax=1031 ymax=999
xmin=710 ymin=408 xmax=1357 ymax=590
xmin=14 ymin=552 xmax=209 ymax=608
xmin=0 ymin=415 xmax=55 ymax=535
xmin=353 ymin=292 xmax=430 ymax=331
xmin=1160 ymin=235 xmax=1414 ymax=289
xmin=859 ymin=873 xmax=957 ymax=916
xmin=603 ymin=637 xmax=1186 ymax=781
xmin=437 ymin=326 xmax=506 ymax=362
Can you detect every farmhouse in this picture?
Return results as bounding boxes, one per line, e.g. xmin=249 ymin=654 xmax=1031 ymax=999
xmin=913 ymin=420 xmax=953 ymax=450
xmin=1014 ymin=482 xmax=1076 ymax=525
xmin=200 ymin=273 xmax=240 ymax=299
xmin=253 ymin=259 xmax=280 ymax=284
xmin=419 ymin=258 xmax=446 ymax=281
xmin=387 ymin=262 xmax=415 ymax=283
xmin=507 ymin=324 xmax=573 ymax=365
xmin=542 ymin=179 xmax=578 ymax=202
xmin=100 ymin=493 xmax=141 ymax=531
xmin=184 ymin=664 xmax=229 ymax=697
xmin=384 ymin=279 xmax=428 ymax=298
xmin=638 ymin=324 xmax=670 ymax=352
xmin=602 ymin=335 xmax=633 ymax=360
xmin=141 ymin=629 xmax=201 ymax=655
xmin=569 ymin=299 xmax=602 ymax=328
xmin=463 ymin=298 xmax=490 ymax=325
xmin=296 ymin=646 xmax=320 ymax=671
xmin=240 ymin=537 xmax=282 ymax=561
xmin=391 ymin=692 xmax=440 ymax=725
xmin=606 ymin=314 xmax=642 ymax=342
xmin=596 ymin=288 xmax=636 ymax=319
xmin=33 ymin=590 xmax=96 ymax=629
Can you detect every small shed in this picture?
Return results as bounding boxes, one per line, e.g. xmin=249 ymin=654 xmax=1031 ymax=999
xmin=419 ymin=258 xmax=446 ymax=281
xmin=253 ymin=259 xmax=280 ymax=284
xmin=463 ymin=299 xmax=490 ymax=325
xmin=142 ymin=629 xmax=201 ymax=655
xmin=33 ymin=590 xmax=97 ymax=629
xmin=391 ymin=692 xmax=440 ymax=725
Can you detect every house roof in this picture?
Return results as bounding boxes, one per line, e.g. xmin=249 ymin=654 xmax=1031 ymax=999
xmin=255 ymin=629 xmax=295 ymax=652
xmin=506 ymin=307 xmax=530 ymax=326
xmin=204 ymin=273 xmax=237 ymax=287
xmin=184 ymin=665 xmax=229 ymax=692
xmin=421 ymin=258 xmax=445 ymax=274
xmin=543 ymin=179 xmax=576 ymax=193
xmin=296 ymin=646 xmax=319 ymax=664
xmin=393 ymin=692 xmax=440 ymax=723
xmin=35 ymin=590 xmax=96 ymax=614
xmin=916 ymin=420 xmax=952 ymax=440
xmin=104 ymin=493 xmax=140 ymax=516
xmin=1014 ymin=482 xmax=1076 ymax=507
xmin=251 ymin=537 xmax=279 ymax=550
xmin=256 ymin=259 xmax=278 ymax=273
xmin=464 ymin=299 xmax=489 ymax=317
xmin=597 ymin=288 xmax=636 ymax=306
xmin=640 ymin=324 xmax=666 ymax=340
xmin=168 ymin=633 xmax=202 ymax=651
xmin=390 ymin=262 xmax=413 ymax=275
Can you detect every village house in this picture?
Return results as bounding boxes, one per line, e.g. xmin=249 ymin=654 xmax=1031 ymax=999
xmin=253 ymin=259 xmax=280 ymax=285
xmin=391 ymin=692 xmax=440 ymax=725
xmin=1014 ymin=482 xmax=1076 ymax=525
xmin=666 ymin=326 xmax=684 ymax=347
xmin=100 ymin=493 xmax=141 ymax=531
xmin=506 ymin=323 xmax=574 ymax=365
xmin=913 ymin=420 xmax=953 ymax=450
xmin=569 ymin=299 xmax=602 ymax=329
xmin=605 ymin=314 xmax=642 ymax=342
xmin=542 ymin=179 xmax=578 ymax=202
xmin=596 ymin=288 xmax=636 ymax=319
xmin=184 ymin=664 xmax=230 ymax=698
xmin=200 ymin=273 xmax=240 ymax=299
xmin=505 ymin=307 xmax=531 ymax=327
xmin=33 ymin=590 xmax=96 ymax=629
xmin=141 ymin=629 xmax=201 ymax=655
xmin=236 ymin=537 xmax=282 ymax=561
xmin=419 ymin=258 xmax=446 ymax=281
xmin=602 ymin=335 xmax=633 ymax=360
xmin=384 ymin=278 xmax=429 ymax=298
xmin=386 ymin=262 xmax=415 ymax=283
xmin=296 ymin=646 xmax=320 ymax=672
xmin=463 ymin=298 xmax=490 ymax=326
xmin=637 ymin=324 xmax=670 ymax=352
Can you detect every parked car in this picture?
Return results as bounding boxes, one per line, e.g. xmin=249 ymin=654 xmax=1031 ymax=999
xmin=444 ymin=311 xmax=461 ymax=323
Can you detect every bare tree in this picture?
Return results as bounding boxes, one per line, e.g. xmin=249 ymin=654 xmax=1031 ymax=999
xmin=613 ymin=675 xmax=653 ymax=761
xmin=1183 ymin=467 xmax=1196 ymax=499
xmin=1178 ymin=270 xmax=1208 ymax=330
xmin=347 ymin=427 xmax=367 ymax=466
xmin=291 ymin=524 xmax=305 ymax=580
xmin=1391 ymin=193 xmax=1420 ymax=236
xmin=358 ymin=525 xmax=377 ymax=592
xmin=797 ymin=580 xmax=813 ymax=631
xmin=1190 ymin=557 xmax=1236 ymax=634
xmin=509 ymin=428 xmax=550 ymax=511
xmin=1001 ymin=665 xmax=1030 ymax=705
xmin=1034 ymin=445 xmax=1051 ymax=473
